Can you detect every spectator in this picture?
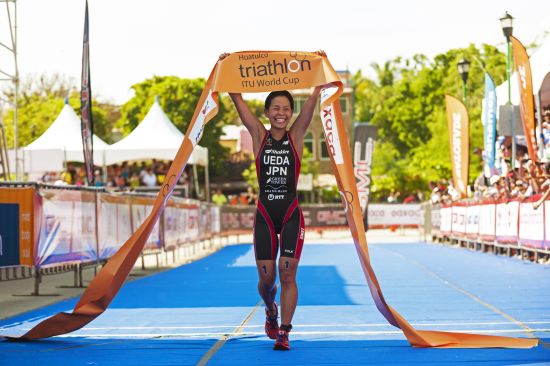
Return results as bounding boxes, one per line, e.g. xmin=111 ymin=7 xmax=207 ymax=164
xmin=141 ymin=167 xmax=157 ymax=187
xmin=211 ymin=189 xmax=228 ymax=206
xmin=94 ymin=170 xmax=105 ymax=187
xmin=403 ymin=193 xmax=417 ymax=204
xmin=129 ymin=172 xmax=141 ymax=188
xmin=245 ymin=186 xmax=257 ymax=205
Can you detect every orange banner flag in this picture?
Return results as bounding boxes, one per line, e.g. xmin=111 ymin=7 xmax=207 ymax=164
xmin=511 ymin=35 xmax=538 ymax=163
xmin=445 ymin=95 xmax=470 ymax=198
xmin=2 ymin=51 xmax=537 ymax=349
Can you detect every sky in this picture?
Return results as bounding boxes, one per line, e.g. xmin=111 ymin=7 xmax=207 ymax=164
xmin=1 ymin=0 xmax=549 ymax=105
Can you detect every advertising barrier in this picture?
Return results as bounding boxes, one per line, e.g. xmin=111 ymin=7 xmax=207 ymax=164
xmin=98 ymin=193 xmax=132 ymax=260
xmin=465 ymin=203 xmax=479 ymax=239
xmin=440 ymin=205 xmax=452 ymax=235
xmin=0 ymin=187 xmax=39 ymax=267
xmin=451 ymin=203 xmax=466 ymax=236
xmin=431 ymin=195 xmax=549 ymax=250
xmin=495 ymin=200 xmax=519 ymax=243
xmin=367 ymin=204 xmax=420 ymax=227
xmin=518 ymin=196 xmax=545 ymax=248
xmin=219 ymin=204 xmax=421 ymax=232
xmin=0 ymin=185 xmax=218 ymax=271
xmin=478 ymin=200 xmax=496 ymax=241
xmin=37 ymin=189 xmax=97 ymax=267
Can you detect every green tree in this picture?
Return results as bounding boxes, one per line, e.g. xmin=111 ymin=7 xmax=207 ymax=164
xmin=2 ymin=74 xmax=118 ymax=148
xmin=116 ymin=76 xmax=233 ymax=176
xmin=354 ymin=44 xmax=507 ymax=201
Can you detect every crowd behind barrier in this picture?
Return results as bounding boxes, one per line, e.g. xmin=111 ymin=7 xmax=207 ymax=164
xmin=426 ymin=196 xmax=550 ymax=262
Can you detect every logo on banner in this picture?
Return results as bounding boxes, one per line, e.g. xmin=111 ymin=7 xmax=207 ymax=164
xmin=354 ymin=138 xmax=374 ymax=211
xmin=321 ymin=106 xmax=344 ymax=164
xmin=189 ymin=90 xmax=216 ymax=147
xmin=452 ymin=112 xmax=465 ymax=192
xmin=339 ymin=190 xmax=354 ymax=213
xmin=237 ymin=52 xmax=311 ymax=88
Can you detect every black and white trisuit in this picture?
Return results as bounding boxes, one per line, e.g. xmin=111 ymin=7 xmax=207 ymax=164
xmin=254 ymin=131 xmax=305 ymax=260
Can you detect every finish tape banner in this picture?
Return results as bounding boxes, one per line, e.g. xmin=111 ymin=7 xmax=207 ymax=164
xmin=2 ymin=51 xmax=536 ymax=348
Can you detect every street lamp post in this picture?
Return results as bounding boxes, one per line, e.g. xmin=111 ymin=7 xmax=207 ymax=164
xmin=457 ymin=58 xmax=470 ymax=105
xmin=500 ymin=11 xmax=515 ymax=168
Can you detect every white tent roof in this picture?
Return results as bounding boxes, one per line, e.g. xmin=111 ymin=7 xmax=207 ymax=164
xmin=495 ymin=39 xmax=550 ymax=106
xmin=23 ymin=103 xmax=109 ymax=172
xmin=104 ymin=100 xmax=207 ymax=166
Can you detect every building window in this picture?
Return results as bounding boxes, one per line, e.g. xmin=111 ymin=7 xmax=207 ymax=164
xmin=294 ymin=97 xmax=305 ymax=115
xmin=320 ymin=136 xmax=330 ymax=160
xmin=339 ymin=96 xmax=348 ymax=114
xmin=304 ymin=132 xmax=314 ymax=159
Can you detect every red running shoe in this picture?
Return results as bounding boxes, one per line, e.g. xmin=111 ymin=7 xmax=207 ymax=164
xmin=273 ymin=328 xmax=290 ymax=350
xmin=264 ymin=302 xmax=279 ymax=339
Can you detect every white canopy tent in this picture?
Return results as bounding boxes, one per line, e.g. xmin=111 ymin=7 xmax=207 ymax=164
xmin=23 ymin=102 xmax=108 ymax=173
xmin=104 ymin=99 xmax=207 ymax=166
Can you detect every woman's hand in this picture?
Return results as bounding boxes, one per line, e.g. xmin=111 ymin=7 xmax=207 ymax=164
xmin=315 ymin=50 xmax=326 ymax=57
xmin=219 ymin=52 xmax=230 ymax=61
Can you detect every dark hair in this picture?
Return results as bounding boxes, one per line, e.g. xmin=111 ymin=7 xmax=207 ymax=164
xmin=264 ymin=90 xmax=294 ymax=111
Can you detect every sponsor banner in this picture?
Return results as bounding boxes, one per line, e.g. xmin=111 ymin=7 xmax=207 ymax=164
xmin=210 ymin=205 xmax=221 ymax=233
xmin=219 ymin=204 xmax=420 ymax=231
xmin=163 ymin=200 xmax=181 ymax=249
xmin=188 ymin=203 xmax=200 ymax=241
xmin=367 ymin=204 xmax=420 ymax=226
xmin=37 ymin=190 xmax=97 ymax=267
xmin=199 ymin=203 xmax=212 ymax=239
xmin=511 ymin=36 xmax=538 ymax=163
xmin=163 ymin=198 xmax=201 ymax=247
xmin=482 ymin=73 xmax=497 ymax=173
xmin=518 ymin=196 xmax=544 ymax=248
xmin=478 ymin=201 xmax=496 ymax=241
xmin=431 ymin=204 xmax=441 ymax=234
xmin=440 ymin=205 xmax=452 ymax=234
xmin=495 ymin=201 xmax=519 ymax=243
xmin=353 ymin=123 xmax=377 ymax=227
xmin=130 ymin=196 xmax=161 ymax=250
xmin=97 ymin=194 xmax=132 ymax=260
xmin=215 ymin=51 xmax=339 ymax=93
xmin=221 ymin=206 xmax=255 ymax=231
xmin=0 ymin=187 xmax=38 ymax=266
xmin=80 ymin=0 xmax=94 ymax=184
xmin=451 ymin=204 xmax=466 ymax=235
xmin=445 ymin=95 xmax=469 ymax=198
xmin=465 ymin=203 xmax=480 ymax=239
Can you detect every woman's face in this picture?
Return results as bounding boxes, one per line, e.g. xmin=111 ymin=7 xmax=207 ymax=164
xmin=265 ymin=96 xmax=293 ymax=130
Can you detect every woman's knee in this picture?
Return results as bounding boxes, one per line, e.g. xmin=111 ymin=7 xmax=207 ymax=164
xmin=258 ymin=275 xmax=276 ymax=289
xmin=278 ymin=259 xmax=298 ymax=286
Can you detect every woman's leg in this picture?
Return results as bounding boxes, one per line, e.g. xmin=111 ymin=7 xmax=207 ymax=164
xmin=278 ymin=257 xmax=299 ymax=325
xmin=256 ymin=259 xmax=278 ymax=315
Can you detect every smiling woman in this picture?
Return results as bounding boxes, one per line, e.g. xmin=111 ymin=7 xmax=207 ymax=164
xmin=225 ymin=58 xmax=322 ymax=348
